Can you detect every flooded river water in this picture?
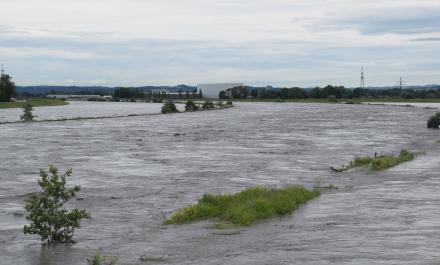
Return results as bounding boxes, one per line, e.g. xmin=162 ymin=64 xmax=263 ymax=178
xmin=1 ymin=102 xmax=440 ymax=264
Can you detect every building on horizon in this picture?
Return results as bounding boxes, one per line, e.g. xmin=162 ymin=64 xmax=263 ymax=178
xmin=197 ymin=83 xmax=244 ymax=99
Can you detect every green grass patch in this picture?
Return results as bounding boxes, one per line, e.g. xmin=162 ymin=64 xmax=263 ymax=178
xmin=339 ymin=149 xmax=424 ymax=171
xmin=0 ymin=99 xmax=68 ymax=109
xmin=165 ymin=186 xmax=320 ymax=226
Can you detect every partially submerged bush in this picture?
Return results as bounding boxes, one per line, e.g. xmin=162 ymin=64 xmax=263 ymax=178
xmin=23 ymin=165 xmax=90 ymax=243
xmin=202 ymin=100 xmax=215 ymax=110
xmin=340 ymin=149 xmax=423 ymax=171
xmin=165 ymin=186 xmax=320 ymax=226
xmin=226 ymin=101 xmax=233 ymax=105
xmin=427 ymin=112 xmax=440 ymax=128
xmin=20 ymin=101 xmax=35 ymax=121
xmin=161 ymin=100 xmax=179 ymax=114
xmin=184 ymin=100 xmax=198 ymax=112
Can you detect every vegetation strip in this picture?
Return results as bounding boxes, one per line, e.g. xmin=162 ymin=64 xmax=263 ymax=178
xmin=165 ymin=186 xmax=320 ymax=226
xmin=336 ymin=149 xmax=424 ymax=172
xmin=230 ymin=98 xmax=440 ymax=103
xmin=0 ymin=103 xmax=234 ymax=125
xmin=0 ymin=99 xmax=68 ymax=109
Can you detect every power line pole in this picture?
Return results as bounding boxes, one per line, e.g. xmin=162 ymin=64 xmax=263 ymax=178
xmin=360 ymin=67 xmax=365 ymax=89
xmin=399 ymin=77 xmax=404 ymax=90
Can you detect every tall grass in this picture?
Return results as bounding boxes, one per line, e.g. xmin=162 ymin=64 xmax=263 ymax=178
xmin=165 ymin=186 xmax=320 ymax=226
xmin=88 ymin=250 xmax=118 ymax=265
xmin=343 ymin=149 xmax=423 ymax=171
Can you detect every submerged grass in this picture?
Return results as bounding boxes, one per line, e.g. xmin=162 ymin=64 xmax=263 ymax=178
xmin=165 ymin=186 xmax=320 ymax=226
xmin=88 ymin=250 xmax=118 ymax=265
xmin=340 ymin=149 xmax=423 ymax=171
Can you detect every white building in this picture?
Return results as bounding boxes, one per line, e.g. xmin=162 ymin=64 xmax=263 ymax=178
xmin=197 ymin=83 xmax=244 ymax=99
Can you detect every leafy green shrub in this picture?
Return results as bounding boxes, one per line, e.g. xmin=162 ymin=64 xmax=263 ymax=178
xmin=20 ymin=101 xmax=35 ymax=121
xmin=184 ymin=100 xmax=198 ymax=111
xmin=427 ymin=112 xmax=440 ymax=128
xmin=226 ymin=101 xmax=233 ymax=105
xmin=23 ymin=165 xmax=90 ymax=243
xmin=202 ymin=100 xmax=215 ymax=110
xmin=161 ymin=100 xmax=179 ymax=114
xmin=165 ymin=186 xmax=320 ymax=226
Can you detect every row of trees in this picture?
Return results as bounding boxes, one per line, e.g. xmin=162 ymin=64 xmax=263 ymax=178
xmin=114 ymin=87 xmax=203 ymax=101
xmin=161 ymin=99 xmax=229 ymax=114
xmin=219 ymin=85 xmax=440 ymax=100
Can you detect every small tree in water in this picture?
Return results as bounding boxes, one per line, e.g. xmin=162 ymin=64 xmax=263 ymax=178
xmin=185 ymin=100 xmax=198 ymax=112
xmin=202 ymin=100 xmax=215 ymax=110
xmin=427 ymin=112 xmax=440 ymax=129
xmin=161 ymin=100 xmax=179 ymax=114
xmin=20 ymin=101 xmax=35 ymax=121
xmin=23 ymin=165 xmax=90 ymax=243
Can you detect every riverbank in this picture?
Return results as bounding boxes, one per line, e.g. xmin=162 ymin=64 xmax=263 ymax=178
xmin=0 ymin=99 xmax=68 ymax=109
xmin=231 ymin=98 xmax=440 ymax=103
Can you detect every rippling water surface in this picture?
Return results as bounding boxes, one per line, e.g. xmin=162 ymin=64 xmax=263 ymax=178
xmin=0 ymin=102 xmax=439 ymax=264
xmin=0 ymin=101 xmax=185 ymax=123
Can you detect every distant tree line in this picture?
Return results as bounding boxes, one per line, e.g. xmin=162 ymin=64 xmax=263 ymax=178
xmin=47 ymin=89 xmax=109 ymax=96
xmin=113 ymin=87 xmax=202 ymax=102
xmin=0 ymin=73 xmax=16 ymax=102
xmin=219 ymin=85 xmax=440 ymax=100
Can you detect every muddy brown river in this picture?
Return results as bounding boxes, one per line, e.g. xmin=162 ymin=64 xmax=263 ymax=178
xmin=1 ymin=102 xmax=439 ymax=264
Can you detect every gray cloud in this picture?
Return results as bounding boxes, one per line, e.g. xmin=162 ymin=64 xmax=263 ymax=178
xmin=303 ymin=5 xmax=440 ymax=35
xmin=0 ymin=1 xmax=439 ymax=86
xmin=410 ymin=37 xmax=440 ymax=42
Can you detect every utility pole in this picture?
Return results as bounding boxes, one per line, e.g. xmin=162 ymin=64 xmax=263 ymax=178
xmin=0 ymin=64 xmax=3 ymax=94
xmin=399 ymin=77 xmax=404 ymax=90
xmin=360 ymin=67 xmax=365 ymax=89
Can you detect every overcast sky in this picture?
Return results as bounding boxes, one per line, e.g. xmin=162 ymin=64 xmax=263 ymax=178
xmin=1 ymin=0 xmax=439 ymax=87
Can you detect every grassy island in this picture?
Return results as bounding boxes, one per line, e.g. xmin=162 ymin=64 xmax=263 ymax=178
xmin=338 ymin=149 xmax=423 ymax=171
xmin=165 ymin=186 xmax=320 ymax=226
